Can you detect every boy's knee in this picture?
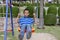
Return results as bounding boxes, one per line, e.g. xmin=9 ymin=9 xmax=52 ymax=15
xmin=27 ymin=29 xmax=31 ymax=32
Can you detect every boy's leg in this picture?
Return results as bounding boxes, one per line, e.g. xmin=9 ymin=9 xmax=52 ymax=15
xmin=18 ymin=24 xmax=26 ymax=40
xmin=26 ymin=24 xmax=32 ymax=40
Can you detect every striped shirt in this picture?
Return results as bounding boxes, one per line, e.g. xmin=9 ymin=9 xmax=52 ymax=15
xmin=18 ymin=16 xmax=34 ymax=25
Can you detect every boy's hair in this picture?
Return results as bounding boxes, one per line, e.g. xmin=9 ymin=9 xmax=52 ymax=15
xmin=23 ymin=8 xmax=30 ymax=13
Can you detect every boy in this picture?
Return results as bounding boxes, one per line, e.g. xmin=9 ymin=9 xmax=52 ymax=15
xmin=17 ymin=9 xmax=34 ymax=40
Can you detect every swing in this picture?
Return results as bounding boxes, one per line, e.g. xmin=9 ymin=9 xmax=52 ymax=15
xmin=7 ymin=30 xmax=12 ymax=32
xmin=17 ymin=18 xmax=35 ymax=33
xmin=17 ymin=27 xmax=35 ymax=33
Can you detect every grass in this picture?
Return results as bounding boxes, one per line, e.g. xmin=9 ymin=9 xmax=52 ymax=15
xmin=0 ymin=26 xmax=60 ymax=40
xmin=35 ymin=26 xmax=60 ymax=40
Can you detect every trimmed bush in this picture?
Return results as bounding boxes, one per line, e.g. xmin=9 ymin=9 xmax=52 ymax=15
xmin=0 ymin=7 xmax=4 ymax=13
xmin=12 ymin=2 xmax=19 ymax=6
xmin=0 ymin=6 xmax=19 ymax=17
xmin=0 ymin=6 xmax=10 ymax=13
xmin=58 ymin=7 xmax=60 ymax=24
xmin=0 ymin=6 xmax=10 ymax=17
xmin=3 ymin=6 xmax=6 ymax=13
xmin=24 ymin=2 xmax=32 ymax=6
xmin=44 ymin=6 xmax=57 ymax=25
xmin=33 ymin=3 xmax=40 ymax=6
xmin=3 ymin=13 xmax=11 ymax=17
xmin=0 ymin=7 xmax=2 ymax=13
xmin=12 ymin=7 xmax=19 ymax=17
xmin=12 ymin=2 xmax=40 ymax=7
xmin=26 ymin=5 xmax=34 ymax=18
xmin=45 ymin=3 xmax=58 ymax=7
xmin=47 ymin=6 xmax=57 ymax=15
xmin=0 ymin=14 xmax=3 ymax=17
xmin=58 ymin=7 xmax=60 ymax=16
xmin=12 ymin=2 xmax=32 ymax=7
xmin=44 ymin=14 xmax=56 ymax=25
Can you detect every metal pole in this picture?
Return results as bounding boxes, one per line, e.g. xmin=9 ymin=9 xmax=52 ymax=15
xmin=10 ymin=0 xmax=14 ymax=36
xmin=4 ymin=0 xmax=8 ymax=40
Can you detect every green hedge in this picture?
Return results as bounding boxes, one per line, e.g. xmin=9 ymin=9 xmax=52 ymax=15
xmin=0 ymin=14 xmax=3 ymax=17
xmin=45 ymin=3 xmax=56 ymax=7
xmin=12 ymin=2 xmax=19 ymax=6
xmin=33 ymin=3 xmax=40 ymax=6
xmin=26 ymin=5 xmax=34 ymax=18
xmin=44 ymin=6 xmax=57 ymax=25
xmin=58 ymin=7 xmax=60 ymax=16
xmin=24 ymin=2 xmax=32 ymax=6
xmin=0 ymin=6 xmax=10 ymax=13
xmin=12 ymin=2 xmax=32 ymax=6
xmin=58 ymin=7 xmax=60 ymax=23
xmin=44 ymin=14 xmax=56 ymax=25
xmin=0 ymin=7 xmax=1 ymax=13
xmin=1 ymin=6 xmax=10 ymax=13
xmin=45 ymin=3 xmax=60 ymax=7
xmin=0 ymin=6 xmax=10 ymax=17
xmin=12 ymin=2 xmax=40 ymax=6
xmin=47 ymin=6 xmax=57 ymax=15
xmin=0 ymin=6 xmax=19 ymax=17
xmin=12 ymin=7 xmax=19 ymax=17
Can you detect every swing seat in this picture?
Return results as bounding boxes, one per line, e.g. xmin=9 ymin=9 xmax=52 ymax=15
xmin=7 ymin=30 xmax=12 ymax=32
xmin=18 ymin=27 xmax=35 ymax=33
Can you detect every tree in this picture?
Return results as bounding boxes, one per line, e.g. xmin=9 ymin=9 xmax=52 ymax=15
xmin=32 ymin=0 xmax=34 ymax=4
xmin=3 ymin=0 xmax=5 ymax=3
xmin=38 ymin=0 xmax=44 ymax=29
xmin=57 ymin=0 xmax=59 ymax=4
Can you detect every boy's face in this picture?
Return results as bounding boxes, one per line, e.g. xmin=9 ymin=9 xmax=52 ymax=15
xmin=24 ymin=10 xmax=29 ymax=17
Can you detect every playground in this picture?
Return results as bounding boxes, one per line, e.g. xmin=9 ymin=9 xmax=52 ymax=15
xmin=0 ymin=17 xmax=60 ymax=40
xmin=0 ymin=26 xmax=60 ymax=40
xmin=0 ymin=0 xmax=60 ymax=40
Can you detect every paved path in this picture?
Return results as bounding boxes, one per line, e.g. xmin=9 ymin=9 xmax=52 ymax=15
xmin=24 ymin=33 xmax=57 ymax=40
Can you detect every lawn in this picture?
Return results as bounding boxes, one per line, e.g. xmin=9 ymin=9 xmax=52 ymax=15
xmin=35 ymin=26 xmax=60 ymax=40
xmin=0 ymin=26 xmax=60 ymax=40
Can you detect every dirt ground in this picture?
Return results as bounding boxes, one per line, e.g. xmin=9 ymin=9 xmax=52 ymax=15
xmin=24 ymin=33 xmax=57 ymax=40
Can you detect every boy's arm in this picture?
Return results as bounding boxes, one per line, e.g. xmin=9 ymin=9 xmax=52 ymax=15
xmin=32 ymin=13 xmax=36 ymax=27
xmin=33 ymin=13 xmax=36 ymax=23
xmin=16 ymin=14 xmax=20 ymax=23
xmin=16 ymin=14 xmax=21 ymax=28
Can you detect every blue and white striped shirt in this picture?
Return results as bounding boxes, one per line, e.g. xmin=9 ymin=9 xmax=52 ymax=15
xmin=18 ymin=16 xmax=34 ymax=25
